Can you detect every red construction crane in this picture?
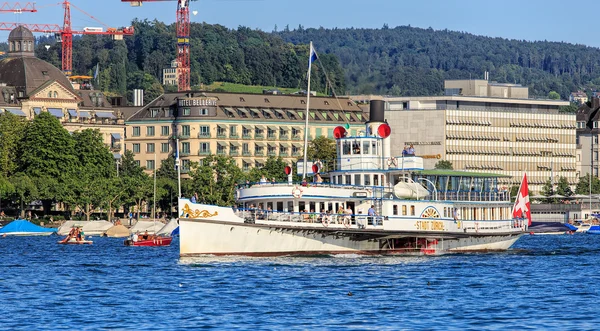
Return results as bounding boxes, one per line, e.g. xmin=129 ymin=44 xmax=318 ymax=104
xmin=0 ymin=2 xmax=36 ymax=13
xmin=122 ymin=0 xmax=195 ymax=91
xmin=0 ymin=1 xmax=134 ymax=76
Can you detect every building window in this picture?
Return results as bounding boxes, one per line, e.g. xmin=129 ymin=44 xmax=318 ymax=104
xmin=133 ymin=127 xmax=140 ymax=137
xmin=54 ymin=91 xmax=58 ymax=98
xmin=150 ymin=108 xmax=159 ymax=117
xmin=199 ymin=125 xmax=210 ymax=137
xmin=181 ymin=125 xmax=190 ymax=137
xmin=147 ymin=126 xmax=155 ymax=137
xmin=182 ymin=159 xmax=190 ymax=171
xmin=161 ymin=126 xmax=169 ymax=136
xmin=242 ymin=143 xmax=250 ymax=155
xmin=146 ymin=160 xmax=155 ymax=170
xmin=161 ymin=143 xmax=169 ymax=153
xmin=200 ymin=108 xmax=208 ymax=115
xmin=133 ymin=143 xmax=140 ymax=153
xmin=200 ymin=142 xmax=210 ymax=154
xmin=182 ymin=108 xmax=191 ymax=116
xmin=147 ymin=143 xmax=155 ymax=153
xmin=182 ymin=142 xmax=190 ymax=154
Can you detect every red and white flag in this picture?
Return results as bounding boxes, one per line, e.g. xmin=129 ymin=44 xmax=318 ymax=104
xmin=512 ymin=173 xmax=531 ymax=226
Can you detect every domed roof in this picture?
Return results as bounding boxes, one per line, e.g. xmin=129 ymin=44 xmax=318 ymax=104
xmin=8 ymin=25 xmax=34 ymax=41
xmin=0 ymin=57 xmax=74 ymax=97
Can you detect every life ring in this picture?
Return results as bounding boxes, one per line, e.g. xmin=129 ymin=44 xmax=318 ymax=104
xmin=292 ymin=186 xmax=303 ymax=198
xmin=387 ymin=157 xmax=398 ymax=167
xmin=436 ymin=154 xmax=441 ymax=159
xmin=322 ymin=216 xmax=331 ymax=227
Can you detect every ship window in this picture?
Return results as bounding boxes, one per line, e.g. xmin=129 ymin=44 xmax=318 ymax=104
xmin=299 ymin=201 xmax=306 ymax=212
xmin=354 ymin=174 xmax=361 ymax=185
xmin=309 ymin=202 xmax=315 ymax=212
xmin=277 ymin=201 xmax=283 ymax=211
xmin=363 ymin=141 xmax=370 ymax=154
xmin=410 ymin=205 xmax=415 ymax=216
xmin=345 ymin=175 xmax=351 ymax=185
xmin=343 ymin=141 xmax=351 ymax=155
xmin=373 ymin=175 xmax=379 ymax=186
xmin=267 ymin=202 xmax=273 ymax=211
xmin=393 ymin=205 xmax=398 ymax=216
xmin=402 ymin=205 xmax=407 ymax=216
xmin=364 ymin=174 xmax=371 ymax=186
xmin=319 ymin=202 xmax=325 ymax=212
xmin=444 ymin=208 xmax=447 ymax=218
xmin=287 ymin=201 xmax=294 ymax=212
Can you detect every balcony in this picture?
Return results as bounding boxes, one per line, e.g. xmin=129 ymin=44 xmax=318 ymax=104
xmin=217 ymin=133 xmax=227 ymax=139
xmin=111 ymin=143 xmax=122 ymax=151
xmin=279 ymin=152 xmax=289 ymax=157
xmin=180 ymin=151 xmax=191 ymax=156
xmin=292 ymin=152 xmax=302 ymax=157
xmin=292 ymin=135 xmax=302 ymax=140
xmin=242 ymin=134 xmax=253 ymax=140
xmin=242 ymin=151 xmax=252 ymax=156
xmin=217 ymin=150 xmax=227 ymax=156
xmin=255 ymin=134 xmax=265 ymax=140
xmin=230 ymin=133 xmax=240 ymax=139
xmin=267 ymin=134 xmax=277 ymax=140
xmin=229 ymin=150 xmax=239 ymax=156
xmin=255 ymin=151 xmax=265 ymax=156
xmin=279 ymin=134 xmax=289 ymax=141
xmin=268 ymin=151 xmax=277 ymax=156
xmin=181 ymin=168 xmax=190 ymax=174
xmin=198 ymin=150 xmax=211 ymax=156
xmin=197 ymin=132 xmax=211 ymax=139
xmin=175 ymin=134 xmax=190 ymax=140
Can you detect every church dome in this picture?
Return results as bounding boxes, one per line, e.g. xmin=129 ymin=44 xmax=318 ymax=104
xmin=0 ymin=26 xmax=74 ymax=97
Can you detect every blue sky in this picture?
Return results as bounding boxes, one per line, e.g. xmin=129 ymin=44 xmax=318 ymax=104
xmin=0 ymin=0 xmax=596 ymax=47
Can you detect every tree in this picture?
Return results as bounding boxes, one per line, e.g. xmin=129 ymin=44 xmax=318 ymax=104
xmin=559 ymin=104 xmax=578 ymax=113
xmin=540 ymin=178 xmax=555 ymax=203
xmin=247 ymin=156 xmax=288 ymax=183
xmin=548 ymin=91 xmax=560 ymax=100
xmin=19 ymin=112 xmax=78 ymax=213
xmin=555 ymin=176 xmax=573 ymax=198
xmin=434 ymin=160 xmax=453 ymax=170
xmin=156 ymin=156 xmax=178 ymax=214
xmin=188 ymin=155 xmax=244 ymax=206
xmin=305 ymin=136 xmax=336 ymax=171
xmin=70 ymin=129 xmax=116 ymax=221
xmin=9 ymin=173 xmax=37 ymax=217
xmin=575 ymin=174 xmax=600 ymax=195
xmin=0 ymin=113 xmax=28 ymax=177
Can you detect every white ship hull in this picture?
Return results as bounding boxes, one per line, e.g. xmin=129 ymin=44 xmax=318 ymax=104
xmin=179 ymin=201 xmax=524 ymax=256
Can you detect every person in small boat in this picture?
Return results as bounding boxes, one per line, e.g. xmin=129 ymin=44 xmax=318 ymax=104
xmin=142 ymin=230 xmax=149 ymax=240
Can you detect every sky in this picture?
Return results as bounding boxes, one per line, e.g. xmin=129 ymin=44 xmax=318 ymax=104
xmin=0 ymin=0 xmax=597 ymax=47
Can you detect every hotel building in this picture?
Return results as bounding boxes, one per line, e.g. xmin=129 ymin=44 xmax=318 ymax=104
xmin=125 ymin=91 xmax=367 ymax=173
xmin=352 ymin=80 xmax=576 ymax=193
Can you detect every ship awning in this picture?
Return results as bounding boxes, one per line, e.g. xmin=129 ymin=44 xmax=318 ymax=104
xmin=68 ymin=109 xmax=78 ymax=117
xmin=48 ymin=108 xmax=63 ymax=117
xmin=111 ymin=133 xmax=122 ymax=140
xmin=6 ymin=108 xmax=26 ymax=116
xmin=79 ymin=110 xmax=91 ymax=118
xmin=33 ymin=107 xmax=41 ymax=115
xmin=95 ymin=111 xmax=115 ymax=119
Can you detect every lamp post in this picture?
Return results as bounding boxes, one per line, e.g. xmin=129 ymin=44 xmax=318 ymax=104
xmin=418 ymin=177 xmax=438 ymax=201
xmin=116 ymin=159 xmax=121 ymax=177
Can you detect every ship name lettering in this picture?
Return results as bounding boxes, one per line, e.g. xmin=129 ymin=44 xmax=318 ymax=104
xmin=415 ymin=221 xmax=445 ymax=231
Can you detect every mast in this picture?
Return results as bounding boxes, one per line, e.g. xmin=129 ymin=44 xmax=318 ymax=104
xmin=153 ymin=152 xmax=156 ymax=221
xmin=302 ymin=41 xmax=313 ymax=180
xmin=176 ymin=138 xmax=181 ymax=198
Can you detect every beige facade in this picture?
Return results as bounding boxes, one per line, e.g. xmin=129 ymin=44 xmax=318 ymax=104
xmin=351 ymin=94 xmax=574 ymax=193
xmin=125 ymin=91 xmax=368 ymax=173
xmin=444 ymin=79 xmax=529 ymax=99
xmin=163 ymin=60 xmax=178 ymax=86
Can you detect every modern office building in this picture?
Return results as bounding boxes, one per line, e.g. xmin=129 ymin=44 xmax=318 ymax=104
xmin=0 ymin=26 xmax=124 ymax=153
xmin=162 ymin=60 xmax=179 ymax=86
xmin=125 ymin=91 xmax=368 ymax=173
xmin=576 ymin=98 xmax=600 ymax=178
xmin=352 ymin=80 xmax=575 ymax=193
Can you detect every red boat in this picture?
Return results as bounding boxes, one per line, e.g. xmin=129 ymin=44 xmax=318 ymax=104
xmin=124 ymin=236 xmax=173 ymax=247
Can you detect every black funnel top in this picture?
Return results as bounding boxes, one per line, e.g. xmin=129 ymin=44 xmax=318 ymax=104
xmin=368 ymin=100 xmax=385 ymax=123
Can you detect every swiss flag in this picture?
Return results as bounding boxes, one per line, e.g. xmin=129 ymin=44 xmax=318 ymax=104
xmin=512 ymin=173 xmax=531 ymax=226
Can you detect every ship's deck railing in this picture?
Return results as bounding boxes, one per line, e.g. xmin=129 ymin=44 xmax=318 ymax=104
xmin=234 ymin=208 xmax=383 ymax=228
xmin=237 ymin=182 xmax=510 ymax=202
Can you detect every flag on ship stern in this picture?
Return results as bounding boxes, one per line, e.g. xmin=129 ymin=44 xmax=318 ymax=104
xmin=512 ymin=173 xmax=531 ymax=226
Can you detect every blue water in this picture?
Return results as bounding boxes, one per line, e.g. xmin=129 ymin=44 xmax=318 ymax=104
xmin=0 ymin=234 xmax=597 ymax=330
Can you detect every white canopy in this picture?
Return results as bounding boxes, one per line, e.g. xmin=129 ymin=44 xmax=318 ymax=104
xmin=130 ymin=220 xmax=165 ymax=234
xmin=156 ymin=219 xmax=179 ymax=236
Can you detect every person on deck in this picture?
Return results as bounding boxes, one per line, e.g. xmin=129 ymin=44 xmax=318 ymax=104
xmin=368 ymin=205 xmax=377 ymax=226
xmin=408 ymin=144 xmax=415 ymax=155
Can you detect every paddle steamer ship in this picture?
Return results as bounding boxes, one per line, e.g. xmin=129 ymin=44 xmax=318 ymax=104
xmin=178 ymin=100 xmax=529 ymax=256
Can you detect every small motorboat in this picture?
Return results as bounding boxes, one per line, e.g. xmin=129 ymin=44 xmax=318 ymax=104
xmin=124 ymin=236 xmax=172 ymax=247
xmin=58 ymin=238 xmax=93 ymax=245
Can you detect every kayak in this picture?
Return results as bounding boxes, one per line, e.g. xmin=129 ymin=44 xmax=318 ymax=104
xmin=58 ymin=238 xmax=93 ymax=245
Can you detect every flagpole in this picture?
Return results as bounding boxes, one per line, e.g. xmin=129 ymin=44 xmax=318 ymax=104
xmin=302 ymin=41 xmax=313 ymax=180
xmin=153 ymin=152 xmax=157 ymax=221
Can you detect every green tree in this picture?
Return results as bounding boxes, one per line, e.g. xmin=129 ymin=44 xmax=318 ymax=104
xmin=555 ymin=176 xmax=573 ymax=197
xmin=9 ymin=173 xmax=37 ymax=217
xmin=540 ymin=178 xmax=555 ymax=203
xmin=188 ymin=155 xmax=244 ymax=206
xmin=434 ymin=160 xmax=453 ymax=170
xmin=548 ymin=91 xmax=561 ymax=100
xmin=156 ymin=156 xmax=178 ymax=215
xmin=0 ymin=113 xmax=28 ymax=177
xmin=559 ymin=104 xmax=578 ymax=113
xmin=575 ymin=174 xmax=600 ymax=195
xmin=19 ymin=112 xmax=77 ymax=213
xmin=305 ymin=136 xmax=336 ymax=171
xmin=247 ymin=156 xmax=288 ymax=183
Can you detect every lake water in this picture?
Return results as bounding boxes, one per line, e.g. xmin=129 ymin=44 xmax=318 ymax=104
xmin=0 ymin=234 xmax=597 ymax=330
